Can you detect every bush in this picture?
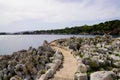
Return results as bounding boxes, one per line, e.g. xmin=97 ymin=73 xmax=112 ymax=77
xmin=40 ymin=70 xmax=45 ymax=75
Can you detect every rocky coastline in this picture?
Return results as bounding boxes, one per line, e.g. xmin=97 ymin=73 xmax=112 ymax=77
xmin=55 ymin=35 xmax=120 ymax=80
xmin=0 ymin=40 xmax=63 ymax=80
xmin=0 ymin=35 xmax=120 ymax=80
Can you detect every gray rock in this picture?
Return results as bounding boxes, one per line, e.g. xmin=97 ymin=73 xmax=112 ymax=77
xmin=54 ymin=50 xmax=63 ymax=60
xmin=90 ymin=71 xmax=116 ymax=80
xmin=77 ymin=64 xmax=87 ymax=73
xmin=24 ymin=74 xmax=31 ymax=80
xmin=10 ymin=75 xmax=22 ymax=80
xmin=38 ymin=74 xmax=47 ymax=80
xmin=3 ymin=74 xmax=9 ymax=80
xmin=97 ymin=48 xmax=107 ymax=54
xmin=113 ymin=61 xmax=120 ymax=67
xmin=46 ymin=63 xmax=53 ymax=69
xmin=53 ymin=59 xmax=62 ymax=66
xmin=111 ymin=55 xmax=120 ymax=61
xmin=49 ymin=57 xmax=54 ymax=61
xmin=0 ymin=71 xmax=3 ymax=80
xmin=51 ymin=59 xmax=62 ymax=73
xmin=45 ymin=69 xmax=54 ymax=78
xmin=76 ymin=56 xmax=81 ymax=61
xmin=98 ymin=59 xmax=105 ymax=66
xmin=69 ymin=42 xmax=80 ymax=51
xmin=51 ymin=64 xmax=58 ymax=73
xmin=75 ymin=73 xmax=88 ymax=80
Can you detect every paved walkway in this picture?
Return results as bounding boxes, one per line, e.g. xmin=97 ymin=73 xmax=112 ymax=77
xmin=50 ymin=42 xmax=77 ymax=80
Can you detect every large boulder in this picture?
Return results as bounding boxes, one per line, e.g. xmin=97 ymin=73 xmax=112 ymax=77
xmin=75 ymin=73 xmax=88 ymax=80
xmin=90 ymin=71 xmax=116 ymax=80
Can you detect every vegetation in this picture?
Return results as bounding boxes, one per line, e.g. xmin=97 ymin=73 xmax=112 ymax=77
xmin=32 ymin=20 xmax=120 ymax=35
xmin=0 ymin=20 xmax=120 ymax=35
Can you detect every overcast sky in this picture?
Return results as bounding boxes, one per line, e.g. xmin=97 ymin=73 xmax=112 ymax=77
xmin=0 ymin=0 xmax=120 ymax=32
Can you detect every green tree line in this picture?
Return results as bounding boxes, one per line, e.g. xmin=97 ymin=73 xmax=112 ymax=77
xmin=35 ymin=20 xmax=120 ymax=35
xmin=11 ymin=20 xmax=120 ymax=35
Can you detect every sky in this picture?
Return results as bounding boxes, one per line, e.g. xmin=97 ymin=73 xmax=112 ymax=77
xmin=0 ymin=0 xmax=120 ymax=32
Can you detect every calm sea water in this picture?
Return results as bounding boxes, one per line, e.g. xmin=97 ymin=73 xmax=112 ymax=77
xmin=0 ymin=35 xmax=94 ymax=55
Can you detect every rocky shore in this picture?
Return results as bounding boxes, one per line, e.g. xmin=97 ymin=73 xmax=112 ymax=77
xmin=55 ymin=35 xmax=120 ymax=80
xmin=0 ymin=35 xmax=120 ymax=80
xmin=0 ymin=40 xmax=63 ymax=80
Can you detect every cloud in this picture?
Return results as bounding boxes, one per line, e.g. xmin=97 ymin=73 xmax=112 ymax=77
xmin=0 ymin=0 xmax=120 ymax=31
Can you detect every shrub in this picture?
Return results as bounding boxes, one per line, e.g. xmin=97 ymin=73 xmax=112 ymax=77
xmin=40 ymin=70 xmax=45 ymax=75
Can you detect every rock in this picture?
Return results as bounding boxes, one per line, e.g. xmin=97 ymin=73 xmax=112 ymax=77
xmin=45 ymin=69 xmax=54 ymax=78
xmin=69 ymin=42 xmax=80 ymax=51
xmin=96 ymin=43 xmax=101 ymax=48
xmin=82 ymin=58 xmax=91 ymax=65
xmin=90 ymin=71 xmax=116 ymax=80
xmin=106 ymin=45 xmax=113 ymax=50
xmin=18 ymin=49 xmax=27 ymax=52
xmin=90 ymin=58 xmax=100 ymax=68
xmin=57 ymin=39 xmax=67 ymax=45
xmin=24 ymin=74 xmax=31 ymax=80
xmin=77 ymin=59 xmax=83 ymax=65
xmin=54 ymin=50 xmax=63 ymax=60
xmin=76 ymin=56 xmax=82 ymax=64
xmin=43 ymin=40 xmax=49 ymax=46
xmin=49 ymin=57 xmax=54 ymax=61
xmin=51 ymin=64 xmax=58 ymax=73
xmin=3 ymin=74 xmax=9 ymax=80
xmin=110 ymin=55 xmax=120 ymax=61
xmin=98 ymin=59 xmax=105 ymax=66
xmin=77 ymin=64 xmax=87 ymax=73
xmin=92 ymin=52 xmax=99 ymax=56
xmin=3 ymin=68 xmax=8 ymax=74
xmin=38 ymin=74 xmax=47 ymax=80
xmin=75 ymin=73 xmax=88 ymax=80
xmin=83 ymin=53 xmax=90 ymax=59
xmin=15 ymin=64 xmax=24 ymax=76
xmin=46 ymin=63 xmax=53 ymax=69
xmin=113 ymin=61 xmax=120 ymax=67
xmin=97 ymin=48 xmax=107 ymax=54
xmin=31 ymin=67 xmax=37 ymax=74
xmin=10 ymin=75 xmax=22 ymax=80
xmin=51 ymin=59 xmax=62 ymax=73
xmin=53 ymin=59 xmax=62 ymax=66
xmin=43 ymin=40 xmax=53 ymax=52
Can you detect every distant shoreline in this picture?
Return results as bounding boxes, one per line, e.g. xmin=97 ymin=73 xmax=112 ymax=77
xmin=0 ymin=34 xmax=119 ymax=38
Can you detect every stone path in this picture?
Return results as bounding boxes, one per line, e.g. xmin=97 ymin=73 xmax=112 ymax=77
xmin=50 ymin=42 xmax=77 ymax=80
